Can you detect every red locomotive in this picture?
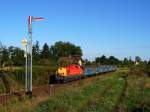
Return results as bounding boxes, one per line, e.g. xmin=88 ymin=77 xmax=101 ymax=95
xmin=55 ymin=56 xmax=83 ymax=82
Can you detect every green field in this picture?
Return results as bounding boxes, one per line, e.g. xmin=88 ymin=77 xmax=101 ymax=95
xmin=0 ymin=66 xmax=57 ymax=94
xmin=0 ymin=70 xmax=149 ymax=112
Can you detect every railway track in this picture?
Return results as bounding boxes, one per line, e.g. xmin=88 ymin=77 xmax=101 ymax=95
xmin=0 ymin=75 xmax=102 ymax=105
xmin=0 ymin=84 xmax=61 ymax=105
xmin=0 ymin=69 xmax=117 ymax=105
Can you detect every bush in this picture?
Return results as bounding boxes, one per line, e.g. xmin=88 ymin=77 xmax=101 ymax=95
xmin=129 ymin=62 xmax=150 ymax=77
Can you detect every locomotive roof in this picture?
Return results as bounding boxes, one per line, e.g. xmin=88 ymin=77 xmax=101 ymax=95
xmin=58 ymin=56 xmax=82 ymax=63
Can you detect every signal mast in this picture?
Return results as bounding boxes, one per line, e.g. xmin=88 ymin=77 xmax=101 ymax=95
xmin=22 ymin=16 xmax=44 ymax=97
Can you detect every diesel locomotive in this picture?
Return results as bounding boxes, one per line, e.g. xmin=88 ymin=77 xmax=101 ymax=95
xmin=50 ymin=56 xmax=117 ymax=83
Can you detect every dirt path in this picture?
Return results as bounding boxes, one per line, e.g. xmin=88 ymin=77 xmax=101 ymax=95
xmin=0 ymin=79 xmax=95 ymax=105
xmin=113 ymin=74 xmax=128 ymax=112
xmin=0 ymin=84 xmax=62 ymax=105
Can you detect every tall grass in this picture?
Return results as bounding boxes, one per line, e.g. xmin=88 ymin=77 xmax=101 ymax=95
xmin=34 ymin=72 xmax=126 ymax=112
xmin=7 ymin=66 xmax=57 ymax=86
xmin=0 ymin=79 xmax=6 ymax=94
xmin=0 ymin=66 xmax=57 ymax=94
xmin=123 ymin=75 xmax=150 ymax=112
xmin=1 ymin=70 xmax=149 ymax=112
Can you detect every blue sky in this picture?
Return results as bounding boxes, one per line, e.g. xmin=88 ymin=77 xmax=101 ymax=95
xmin=0 ymin=0 xmax=150 ymax=60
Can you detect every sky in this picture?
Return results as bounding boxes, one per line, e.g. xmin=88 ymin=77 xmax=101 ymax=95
xmin=0 ymin=0 xmax=150 ymax=60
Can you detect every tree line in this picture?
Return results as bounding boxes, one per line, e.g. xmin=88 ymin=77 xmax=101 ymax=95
xmin=0 ymin=41 xmax=149 ymax=67
xmin=0 ymin=41 xmax=82 ymax=67
xmin=94 ymin=55 xmax=135 ymax=67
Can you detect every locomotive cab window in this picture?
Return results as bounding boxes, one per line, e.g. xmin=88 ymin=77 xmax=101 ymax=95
xmin=75 ymin=65 xmax=79 ymax=68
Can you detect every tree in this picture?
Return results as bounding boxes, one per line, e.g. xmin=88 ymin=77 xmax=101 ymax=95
xmin=41 ymin=43 xmax=51 ymax=58
xmin=128 ymin=57 xmax=134 ymax=67
xmin=0 ymin=41 xmax=3 ymax=66
xmin=50 ymin=41 xmax=82 ymax=58
xmin=148 ymin=60 xmax=150 ymax=65
xmin=1 ymin=47 xmax=9 ymax=67
xmin=108 ymin=56 xmax=120 ymax=65
xmin=122 ymin=57 xmax=134 ymax=67
xmin=95 ymin=55 xmax=121 ymax=65
xmin=135 ymin=56 xmax=141 ymax=63
xmin=95 ymin=55 xmax=108 ymax=65
xmin=32 ymin=41 xmax=40 ymax=60
xmin=123 ymin=58 xmax=128 ymax=65
xmin=10 ymin=47 xmax=25 ymax=66
xmin=95 ymin=57 xmax=100 ymax=64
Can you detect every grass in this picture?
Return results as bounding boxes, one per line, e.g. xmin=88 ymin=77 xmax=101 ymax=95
xmin=0 ymin=70 xmax=149 ymax=112
xmin=78 ymin=78 xmax=125 ymax=112
xmin=0 ymin=79 xmax=6 ymax=94
xmin=0 ymin=72 xmax=122 ymax=112
xmin=34 ymin=72 xmax=126 ymax=112
xmin=0 ymin=66 xmax=57 ymax=94
xmin=123 ymin=75 xmax=150 ymax=112
xmin=33 ymin=70 xmax=150 ymax=112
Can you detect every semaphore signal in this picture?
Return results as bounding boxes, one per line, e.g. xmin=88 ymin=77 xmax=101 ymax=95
xmin=26 ymin=16 xmax=44 ymax=97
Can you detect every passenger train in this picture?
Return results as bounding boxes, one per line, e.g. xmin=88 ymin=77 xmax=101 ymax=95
xmin=54 ymin=64 xmax=117 ymax=83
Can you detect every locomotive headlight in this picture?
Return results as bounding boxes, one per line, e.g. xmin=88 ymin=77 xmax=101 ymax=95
xmin=57 ymin=67 xmax=67 ymax=76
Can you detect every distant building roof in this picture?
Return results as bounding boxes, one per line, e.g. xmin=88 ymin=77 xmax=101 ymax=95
xmin=58 ymin=56 xmax=82 ymax=66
